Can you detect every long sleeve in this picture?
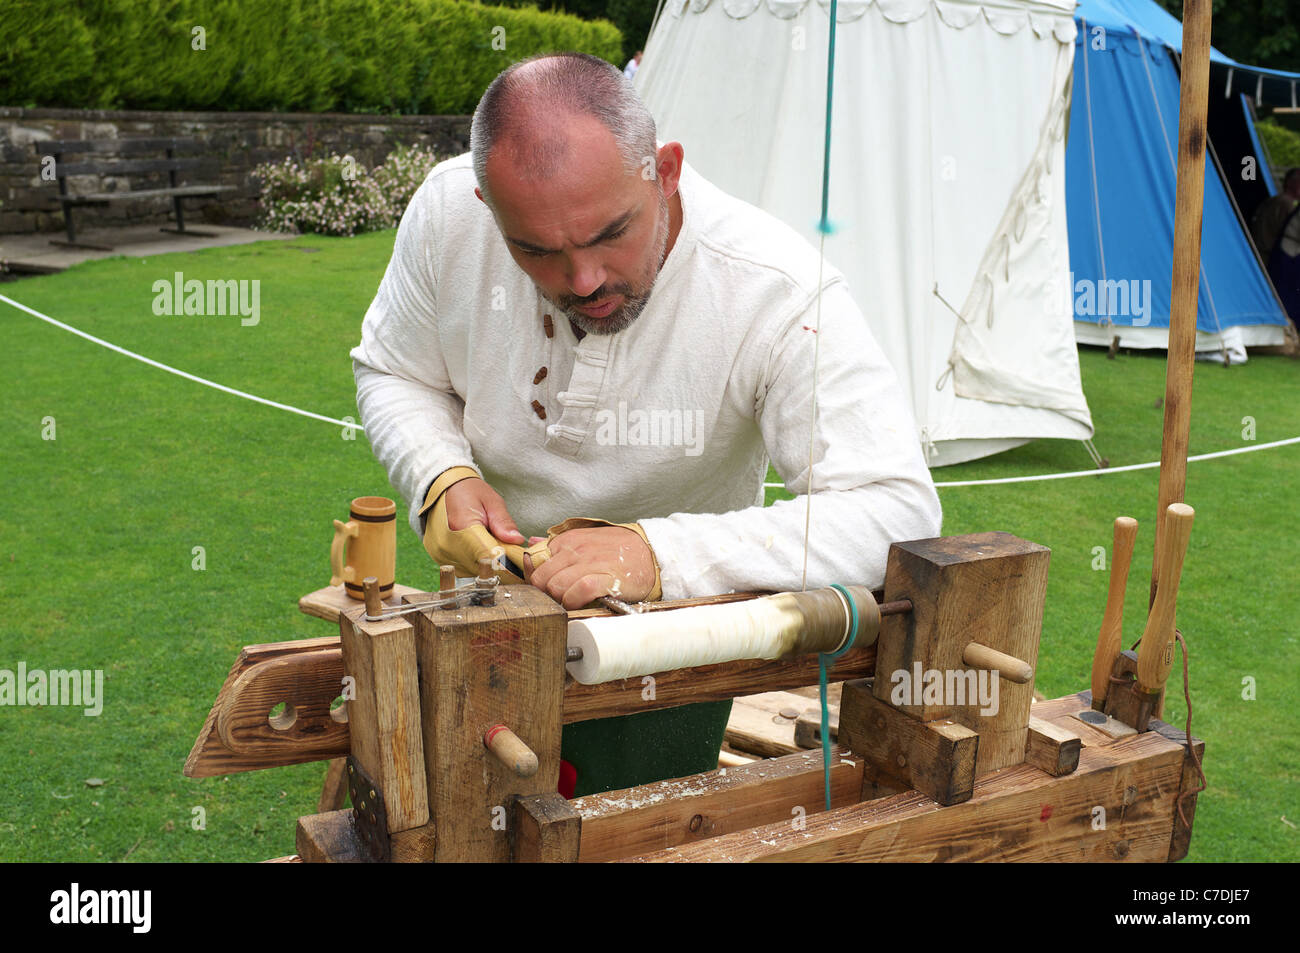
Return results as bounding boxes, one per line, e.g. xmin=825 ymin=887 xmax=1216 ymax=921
xmin=637 ymin=279 xmax=942 ymax=599
xmin=351 ymin=177 xmax=480 ymax=536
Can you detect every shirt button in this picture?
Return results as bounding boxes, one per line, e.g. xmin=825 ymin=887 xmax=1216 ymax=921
xmin=533 ymin=367 xmax=548 ymax=385
xmin=532 ymin=400 xmax=547 ymax=420
xmin=543 ymin=314 xmax=554 ymax=338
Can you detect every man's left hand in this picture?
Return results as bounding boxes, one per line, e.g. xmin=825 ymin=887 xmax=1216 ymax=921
xmin=525 ymin=526 xmax=656 ymax=609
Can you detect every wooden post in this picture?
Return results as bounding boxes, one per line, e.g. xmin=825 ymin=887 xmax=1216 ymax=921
xmin=413 ymin=584 xmax=567 ymax=862
xmin=338 ymin=607 xmax=429 ymax=838
xmin=870 ymin=533 xmax=1050 ymax=775
xmin=1151 ymin=0 xmax=1211 ymax=606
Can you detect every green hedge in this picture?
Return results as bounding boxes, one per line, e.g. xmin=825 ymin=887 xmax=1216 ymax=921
xmin=1258 ymin=118 xmax=1300 ymax=173
xmin=0 ymin=0 xmax=623 ymax=114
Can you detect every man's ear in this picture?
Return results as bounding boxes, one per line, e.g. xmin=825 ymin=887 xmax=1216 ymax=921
xmin=656 ymin=142 xmax=685 ymax=199
xmin=474 ymin=187 xmax=485 ymax=205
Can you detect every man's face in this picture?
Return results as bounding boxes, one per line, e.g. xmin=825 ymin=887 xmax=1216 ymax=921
xmin=479 ymin=116 xmax=675 ymax=335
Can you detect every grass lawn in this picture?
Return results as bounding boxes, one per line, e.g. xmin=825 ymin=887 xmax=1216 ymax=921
xmin=2 ymin=233 xmax=1296 ymax=862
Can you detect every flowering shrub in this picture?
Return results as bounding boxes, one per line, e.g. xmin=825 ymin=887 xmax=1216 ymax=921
xmin=252 ymin=144 xmax=442 ymax=236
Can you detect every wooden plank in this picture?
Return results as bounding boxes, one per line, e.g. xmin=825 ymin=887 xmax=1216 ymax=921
xmin=213 ymin=649 xmax=348 ymax=759
xmin=627 ymin=726 xmax=1188 ymax=862
xmin=318 ymin=758 xmax=349 ymax=813
xmin=572 ymin=745 xmax=864 ymax=863
xmin=296 ymin=810 xmax=366 ymax=863
xmin=514 ymin=794 xmax=582 ymax=862
xmin=298 ymin=582 xmax=426 ymax=624
xmin=184 ymin=636 xmax=344 ymax=778
xmin=38 ymin=137 xmax=201 ymax=155
xmin=839 ymin=679 xmax=978 ymax=806
xmin=59 ymin=156 xmax=210 ymax=176
xmin=414 ymin=585 xmax=567 ymax=862
xmin=872 ymin=533 xmax=1049 ymax=774
xmin=339 ymin=607 xmax=428 ymax=834
xmin=64 ymin=185 xmax=234 ymax=204
xmin=563 ymin=645 xmax=875 ymax=724
xmin=1025 ymin=716 xmax=1081 ymax=777
xmin=724 ymin=691 xmax=805 ymax=758
xmin=1075 ymin=689 xmax=1205 ymax=862
xmin=184 ymin=641 xmax=872 ymax=776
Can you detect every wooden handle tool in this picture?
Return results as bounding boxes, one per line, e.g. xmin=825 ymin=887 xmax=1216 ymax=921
xmin=1136 ymin=503 xmax=1195 ymax=697
xmin=1091 ymin=516 xmax=1138 ymax=709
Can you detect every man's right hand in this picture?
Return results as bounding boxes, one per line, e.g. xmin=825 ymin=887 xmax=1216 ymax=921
xmin=421 ymin=472 xmax=526 ymax=580
xmin=443 ymin=478 xmax=525 ymax=545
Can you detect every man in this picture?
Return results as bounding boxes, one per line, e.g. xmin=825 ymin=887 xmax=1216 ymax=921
xmin=1254 ymin=169 xmax=1300 ymax=326
xmin=1251 ymin=167 xmax=1300 ymax=260
xmin=623 ymin=50 xmax=642 ymax=81
xmin=351 ymin=52 xmax=941 ymax=796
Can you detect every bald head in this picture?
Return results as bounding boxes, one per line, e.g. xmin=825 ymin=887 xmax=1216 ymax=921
xmin=470 ymin=53 xmax=658 ymax=206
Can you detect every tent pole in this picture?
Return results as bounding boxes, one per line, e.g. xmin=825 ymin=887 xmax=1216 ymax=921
xmin=1151 ymin=0 xmax=1212 ymax=612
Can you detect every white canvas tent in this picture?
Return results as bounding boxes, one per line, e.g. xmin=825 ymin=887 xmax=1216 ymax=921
xmin=636 ymin=0 xmax=1093 ymax=466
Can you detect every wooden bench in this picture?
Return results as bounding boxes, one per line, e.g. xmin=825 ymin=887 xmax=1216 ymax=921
xmin=35 ymin=137 xmax=234 ymax=249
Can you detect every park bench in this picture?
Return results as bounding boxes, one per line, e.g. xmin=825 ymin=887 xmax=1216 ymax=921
xmin=35 ymin=137 xmax=233 ymax=249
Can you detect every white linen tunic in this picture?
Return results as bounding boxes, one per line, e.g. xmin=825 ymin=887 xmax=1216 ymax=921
xmin=352 ymin=153 xmax=942 ymax=599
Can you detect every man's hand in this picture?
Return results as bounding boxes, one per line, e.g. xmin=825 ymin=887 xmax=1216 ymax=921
xmin=422 ymin=475 xmax=527 ymax=579
xmin=443 ymin=477 xmax=526 ymax=544
xmin=526 ymin=526 xmax=655 ymax=609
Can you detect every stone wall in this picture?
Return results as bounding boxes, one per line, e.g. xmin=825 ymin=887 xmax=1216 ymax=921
xmin=0 ymin=107 xmax=471 ymax=235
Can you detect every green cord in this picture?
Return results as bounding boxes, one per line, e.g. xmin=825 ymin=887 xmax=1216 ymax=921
xmin=819 ymin=582 xmax=858 ymax=812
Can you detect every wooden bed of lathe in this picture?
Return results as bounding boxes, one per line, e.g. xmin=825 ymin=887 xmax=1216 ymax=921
xmin=184 ymin=531 xmax=1204 ymax=863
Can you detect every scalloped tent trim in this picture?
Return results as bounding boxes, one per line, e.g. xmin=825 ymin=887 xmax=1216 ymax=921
xmin=667 ymin=0 xmax=1077 ymax=42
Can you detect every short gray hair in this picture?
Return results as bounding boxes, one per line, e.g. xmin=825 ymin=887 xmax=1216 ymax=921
xmin=470 ymin=52 xmax=658 ymax=207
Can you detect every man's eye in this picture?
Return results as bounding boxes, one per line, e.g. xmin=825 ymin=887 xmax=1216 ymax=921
xmin=605 ymin=226 xmax=630 ymax=242
xmin=521 ymin=247 xmax=551 ymax=258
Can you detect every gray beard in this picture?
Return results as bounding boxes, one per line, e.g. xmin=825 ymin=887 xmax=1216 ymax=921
xmin=554 ymin=190 xmax=671 ymax=336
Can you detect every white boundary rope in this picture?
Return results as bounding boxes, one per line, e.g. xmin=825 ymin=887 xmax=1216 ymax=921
xmin=766 ymin=435 xmax=1300 ymax=489
xmin=8 ymin=291 xmax=1296 ymax=486
xmin=1 ymin=292 xmax=364 ymax=432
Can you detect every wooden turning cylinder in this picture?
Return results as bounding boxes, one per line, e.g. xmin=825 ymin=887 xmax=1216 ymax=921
xmin=483 ymin=724 xmax=538 ymax=778
xmin=565 ymin=585 xmax=881 ymax=684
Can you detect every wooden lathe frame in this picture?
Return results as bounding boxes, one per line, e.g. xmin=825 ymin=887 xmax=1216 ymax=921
xmin=186 ymin=531 xmax=1204 ymax=863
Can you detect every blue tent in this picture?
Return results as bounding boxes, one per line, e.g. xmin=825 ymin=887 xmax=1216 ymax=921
xmin=1066 ymin=0 xmax=1294 ymax=350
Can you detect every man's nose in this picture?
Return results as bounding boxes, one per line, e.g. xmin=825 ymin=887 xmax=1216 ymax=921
xmin=567 ymin=251 xmax=606 ymax=298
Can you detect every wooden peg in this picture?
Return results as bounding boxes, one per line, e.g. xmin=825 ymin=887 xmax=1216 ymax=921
xmin=439 ymin=564 xmax=457 ymax=609
xmin=961 ymin=642 xmax=1033 ymax=684
xmin=1137 ymin=503 xmax=1195 ymax=697
xmin=475 ymin=557 xmax=496 ymax=606
xmin=362 ymin=577 xmax=382 ymax=617
xmin=1091 ymin=517 xmax=1138 ymax=709
xmin=484 ymin=724 xmax=539 ymax=778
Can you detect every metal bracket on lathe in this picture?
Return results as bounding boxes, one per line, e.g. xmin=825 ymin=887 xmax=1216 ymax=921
xmin=347 ymin=755 xmax=390 ymax=862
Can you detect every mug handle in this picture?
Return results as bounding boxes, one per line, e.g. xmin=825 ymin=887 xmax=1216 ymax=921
xmin=330 ymin=519 xmax=360 ymax=586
